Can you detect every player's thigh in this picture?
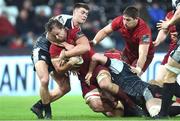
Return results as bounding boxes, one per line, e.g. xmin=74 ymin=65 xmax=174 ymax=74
xmin=164 ymin=70 xmax=177 ymax=83
xmin=32 ymin=48 xmax=51 ymax=81
xmin=168 ymin=56 xmax=180 ymax=69
xmin=35 ymin=60 xmax=49 ymax=81
xmin=154 ymin=65 xmax=169 ymax=86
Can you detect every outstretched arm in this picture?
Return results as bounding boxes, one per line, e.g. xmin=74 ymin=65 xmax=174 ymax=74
xmin=153 ymin=29 xmax=169 ymax=47
xmin=92 ymin=24 xmax=114 ymax=45
xmin=157 ymin=7 xmax=180 ymax=30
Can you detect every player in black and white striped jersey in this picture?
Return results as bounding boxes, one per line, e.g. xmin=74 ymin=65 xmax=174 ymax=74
xmin=31 ymin=3 xmax=90 ymax=119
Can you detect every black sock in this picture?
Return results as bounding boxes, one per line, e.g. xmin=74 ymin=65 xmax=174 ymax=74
xmin=159 ymin=83 xmax=175 ymax=116
xmin=43 ymin=103 xmax=51 ymax=115
xmin=174 ymin=82 xmax=180 ymax=97
xmin=168 ymin=106 xmax=180 ymax=117
xmin=34 ymin=100 xmax=43 ymax=109
xmin=104 ymin=57 xmax=111 ymax=67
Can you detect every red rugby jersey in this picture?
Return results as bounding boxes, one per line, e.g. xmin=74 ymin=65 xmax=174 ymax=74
xmin=111 ymin=16 xmax=154 ymax=57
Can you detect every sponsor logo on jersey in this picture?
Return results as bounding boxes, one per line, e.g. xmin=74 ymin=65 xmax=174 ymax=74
xmin=142 ymin=35 xmax=150 ymax=43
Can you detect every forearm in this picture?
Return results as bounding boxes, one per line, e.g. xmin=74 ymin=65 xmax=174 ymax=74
xmin=155 ymin=30 xmax=168 ymax=44
xmin=51 ymin=58 xmax=74 ymax=74
xmin=136 ymin=55 xmax=147 ymax=70
xmin=88 ymin=60 xmax=98 ymax=73
xmin=93 ymin=24 xmax=113 ymax=45
xmin=137 ymin=44 xmax=149 ymax=71
xmin=94 ymin=30 xmax=108 ymax=44
xmin=56 ymin=63 xmax=72 ymax=74
xmin=169 ymin=8 xmax=180 ymax=26
xmin=64 ymin=36 xmax=90 ymax=57
xmin=65 ymin=44 xmax=89 ymax=57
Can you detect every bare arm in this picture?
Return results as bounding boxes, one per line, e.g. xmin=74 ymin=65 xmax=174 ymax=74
xmin=85 ymin=60 xmax=98 ymax=85
xmin=153 ymin=29 xmax=169 ymax=47
xmin=85 ymin=53 xmax=107 ymax=85
xmin=157 ymin=7 xmax=180 ymax=29
xmin=51 ymin=57 xmax=80 ymax=74
xmin=93 ymin=24 xmax=114 ymax=45
xmin=136 ymin=44 xmax=149 ymax=73
xmin=168 ymin=7 xmax=180 ymax=26
xmin=64 ymin=36 xmax=90 ymax=57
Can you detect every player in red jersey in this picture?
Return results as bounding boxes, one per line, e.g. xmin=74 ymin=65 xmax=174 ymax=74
xmin=154 ymin=10 xmax=177 ymax=65
xmin=92 ymin=6 xmax=154 ymax=76
xmin=152 ymin=10 xmax=180 ymax=104
xmin=50 ymin=42 xmax=148 ymax=117
xmin=153 ymin=0 xmax=180 ymax=118
xmin=49 ymin=43 xmax=126 ymax=117
xmin=31 ymin=3 xmax=90 ymax=119
xmin=153 ymin=10 xmax=177 ymax=84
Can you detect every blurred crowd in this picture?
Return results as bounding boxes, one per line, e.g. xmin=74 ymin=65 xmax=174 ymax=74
xmin=0 ymin=0 xmax=172 ymax=52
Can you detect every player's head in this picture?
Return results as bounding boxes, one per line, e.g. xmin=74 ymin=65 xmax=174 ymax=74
xmin=122 ymin=6 xmax=139 ymax=29
xmin=45 ymin=19 xmax=67 ymax=42
xmin=72 ymin=3 xmax=89 ymax=24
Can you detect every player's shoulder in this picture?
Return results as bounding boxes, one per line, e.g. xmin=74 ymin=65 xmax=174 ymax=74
xmin=111 ymin=16 xmax=123 ymax=30
xmin=138 ymin=18 xmax=150 ymax=29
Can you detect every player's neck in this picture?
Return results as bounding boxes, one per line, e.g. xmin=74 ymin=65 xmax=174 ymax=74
xmin=72 ymin=18 xmax=80 ymax=28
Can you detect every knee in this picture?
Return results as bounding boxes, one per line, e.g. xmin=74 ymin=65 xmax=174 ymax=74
xmin=99 ymin=79 xmax=111 ymax=91
xmin=97 ymin=71 xmax=112 ymax=90
xmin=40 ymin=76 xmax=49 ymax=87
xmin=62 ymin=85 xmax=71 ymax=94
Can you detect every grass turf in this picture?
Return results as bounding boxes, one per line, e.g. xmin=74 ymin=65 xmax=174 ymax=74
xmin=0 ymin=96 xmax=180 ymax=121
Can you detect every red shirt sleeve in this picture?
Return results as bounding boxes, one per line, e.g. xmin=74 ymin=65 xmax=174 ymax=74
xmin=49 ymin=44 xmax=64 ymax=58
xmin=111 ymin=16 xmax=122 ymax=31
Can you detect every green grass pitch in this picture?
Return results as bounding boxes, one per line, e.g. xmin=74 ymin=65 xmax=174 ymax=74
xmin=0 ymin=96 xmax=180 ymax=121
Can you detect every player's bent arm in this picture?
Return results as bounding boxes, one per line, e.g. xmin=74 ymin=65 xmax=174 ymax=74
xmin=154 ymin=29 xmax=169 ymax=46
xmin=93 ymin=24 xmax=114 ymax=45
xmin=88 ymin=60 xmax=98 ymax=74
xmin=65 ymin=36 xmax=90 ymax=57
xmin=51 ymin=58 xmax=75 ymax=74
xmin=137 ymin=44 xmax=149 ymax=72
xmin=85 ymin=60 xmax=98 ymax=85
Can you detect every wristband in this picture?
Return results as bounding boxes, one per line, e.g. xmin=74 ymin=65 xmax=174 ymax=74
xmin=92 ymin=39 xmax=97 ymax=45
xmin=136 ymin=66 xmax=142 ymax=74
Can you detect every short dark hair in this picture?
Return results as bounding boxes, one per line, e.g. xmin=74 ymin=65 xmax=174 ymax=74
xmin=73 ymin=3 xmax=89 ymax=11
xmin=45 ymin=19 xmax=64 ymax=32
xmin=123 ymin=6 xmax=139 ymax=19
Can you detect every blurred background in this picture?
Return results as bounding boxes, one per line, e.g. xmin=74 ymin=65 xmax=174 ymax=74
xmin=0 ymin=0 xmax=173 ymax=96
xmin=0 ymin=0 xmax=173 ymax=54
